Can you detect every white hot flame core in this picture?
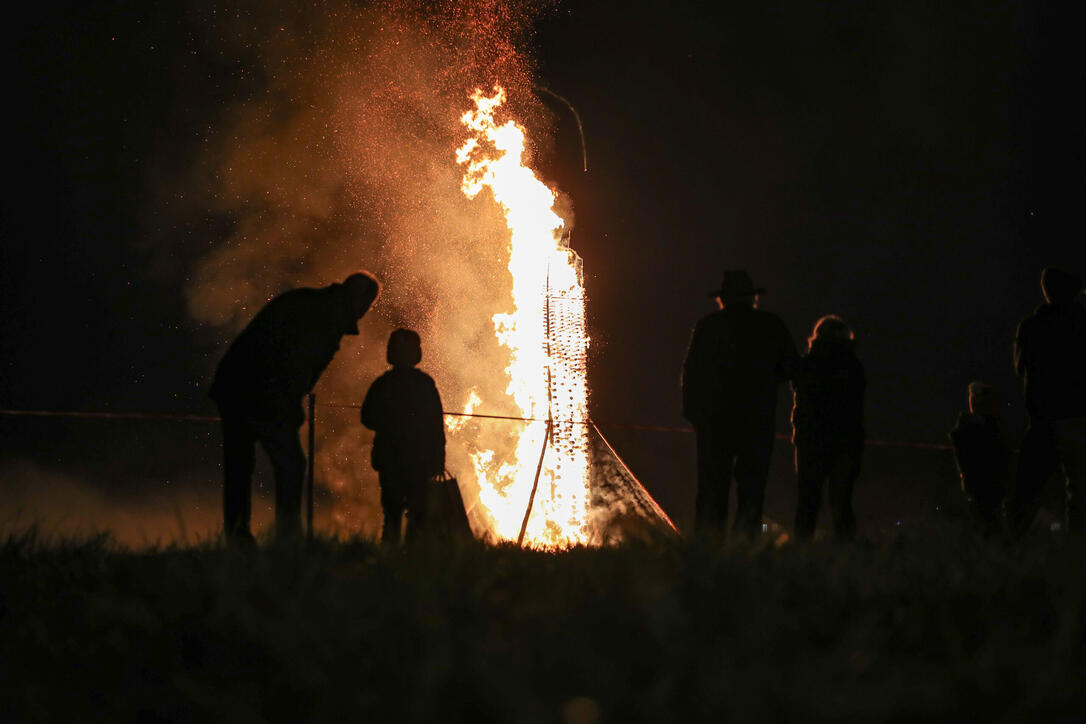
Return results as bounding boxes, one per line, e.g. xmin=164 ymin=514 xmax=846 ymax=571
xmin=456 ymin=87 xmax=592 ymax=547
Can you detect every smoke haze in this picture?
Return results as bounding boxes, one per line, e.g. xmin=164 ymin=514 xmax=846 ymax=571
xmin=0 ymin=459 xmax=223 ymax=547
xmin=175 ymin=0 xmax=562 ymax=536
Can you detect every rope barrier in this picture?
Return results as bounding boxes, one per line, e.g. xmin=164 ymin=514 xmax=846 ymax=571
xmin=592 ymin=422 xmax=954 ymax=451
xmin=0 ymin=407 xmax=954 ymax=451
xmin=0 ymin=409 xmax=221 ymax=423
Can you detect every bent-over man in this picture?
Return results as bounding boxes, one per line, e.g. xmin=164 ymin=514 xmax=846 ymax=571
xmin=209 ymin=272 xmax=380 ymax=542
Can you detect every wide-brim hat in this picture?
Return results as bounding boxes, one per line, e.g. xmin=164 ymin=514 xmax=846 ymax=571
xmin=708 ymin=269 xmax=766 ymax=298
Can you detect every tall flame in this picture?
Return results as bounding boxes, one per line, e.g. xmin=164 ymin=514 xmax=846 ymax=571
xmin=455 ymin=87 xmax=592 ymax=548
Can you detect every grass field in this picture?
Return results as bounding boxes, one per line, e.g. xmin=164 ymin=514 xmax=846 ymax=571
xmin=2 ymin=526 xmax=1084 ymax=723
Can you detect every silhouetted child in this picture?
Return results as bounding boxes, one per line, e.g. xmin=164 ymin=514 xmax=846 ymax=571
xmin=360 ymin=329 xmax=445 ymax=544
xmin=791 ymin=315 xmax=865 ymax=541
xmin=949 ymin=381 xmax=1010 ymax=537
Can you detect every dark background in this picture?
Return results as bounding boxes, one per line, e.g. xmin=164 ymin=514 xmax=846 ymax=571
xmin=3 ymin=1 xmax=1083 ymax=534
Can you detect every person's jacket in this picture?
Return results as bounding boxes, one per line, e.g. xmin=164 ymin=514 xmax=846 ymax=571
xmin=1015 ymin=300 xmax=1086 ymax=421
xmin=949 ymin=412 xmax=1009 ymax=499
xmin=360 ymin=367 xmax=445 ymax=479
xmin=790 ymin=338 xmax=865 ymax=447
xmin=682 ymin=306 xmax=798 ymax=426
xmin=209 ymin=283 xmax=360 ymax=425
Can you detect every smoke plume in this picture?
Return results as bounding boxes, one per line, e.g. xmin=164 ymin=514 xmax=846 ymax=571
xmin=177 ymin=0 xmax=562 ymax=536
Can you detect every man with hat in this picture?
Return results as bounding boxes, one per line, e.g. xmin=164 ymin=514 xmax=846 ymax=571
xmin=210 ymin=271 xmax=381 ymax=542
xmin=682 ymin=269 xmax=799 ymax=538
xmin=1005 ymin=267 xmax=1086 ymax=536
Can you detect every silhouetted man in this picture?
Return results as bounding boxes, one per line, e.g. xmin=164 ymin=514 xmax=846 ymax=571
xmin=683 ymin=270 xmax=798 ymax=538
xmin=210 ymin=272 xmax=380 ymax=542
xmin=1005 ymin=267 xmax=1086 ymax=536
xmin=361 ymin=328 xmax=446 ymax=545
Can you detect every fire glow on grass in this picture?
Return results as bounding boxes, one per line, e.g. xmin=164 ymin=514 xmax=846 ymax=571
xmin=454 ymin=87 xmax=593 ymax=548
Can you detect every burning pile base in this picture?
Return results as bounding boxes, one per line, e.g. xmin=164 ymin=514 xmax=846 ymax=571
xmin=456 ymin=420 xmax=677 ymax=547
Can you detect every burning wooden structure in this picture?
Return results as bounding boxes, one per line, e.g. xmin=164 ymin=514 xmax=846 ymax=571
xmin=454 ymin=87 xmax=676 ymax=547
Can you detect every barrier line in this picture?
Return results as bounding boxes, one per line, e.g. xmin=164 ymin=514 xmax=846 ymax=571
xmin=0 ymin=409 xmax=221 ymax=423
xmin=0 ymin=407 xmax=954 ymax=451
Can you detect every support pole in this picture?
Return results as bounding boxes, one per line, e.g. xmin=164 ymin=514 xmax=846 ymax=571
xmin=306 ymin=393 xmax=316 ymax=540
xmin=517 ymin=419 xmax=552 ymax=547
xmin=517 ymin=267 xmax=557 ymax=548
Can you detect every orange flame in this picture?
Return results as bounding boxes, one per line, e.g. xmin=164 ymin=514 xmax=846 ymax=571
xmin=455 ymin=87 xmax=592 ymax=547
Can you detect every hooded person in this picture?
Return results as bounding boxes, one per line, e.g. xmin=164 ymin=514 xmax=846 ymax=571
xmin=209 ymin=271 xmax=380 ymax=542
xmin=791 ymin=315 xmax=866 ymax=541
xmin=682 ymin=269 xmax=799 ymax=538
xmin=360 ymin=328 xmax=446 ymax=544
xmin=1006 ymin=267 xmax=1086 ymax=536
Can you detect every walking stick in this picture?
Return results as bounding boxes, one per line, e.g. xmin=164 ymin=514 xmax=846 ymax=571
xmin=307 ymin=393 xmax=316 ymax=540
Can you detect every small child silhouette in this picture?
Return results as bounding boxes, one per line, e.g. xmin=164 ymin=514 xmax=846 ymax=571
xmin=361 ymin=329 xmax=446 ymax=544
xmin=949 ymin=381 xmax=1010 ymax=536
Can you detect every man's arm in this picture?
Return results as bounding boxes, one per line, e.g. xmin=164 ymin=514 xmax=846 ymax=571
xmin=777 ymin=319 xmax=801 ymax=382
xmin=255 ymin=290 xmax=341 ymax=400
xmin=682 ymin=320 xmax=710 ymax=423
xmin=309 ymin=341 xmax=341 ymax=393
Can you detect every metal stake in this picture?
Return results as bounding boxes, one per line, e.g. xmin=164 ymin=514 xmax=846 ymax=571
xmin=517 ymin=418 xmax=552 ymax=547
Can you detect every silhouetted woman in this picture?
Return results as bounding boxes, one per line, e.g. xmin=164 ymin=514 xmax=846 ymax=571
xmin=791 ymin=316 xmax=865 ymax=541
xmin=361 ymin=329 xmax=446 ymax=544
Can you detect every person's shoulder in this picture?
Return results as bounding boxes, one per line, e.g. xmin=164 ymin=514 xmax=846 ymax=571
xmin=272 ymin=286 xmax=320 ymax=303
xmin=370 ymin=368 xmax=397 ymax=386
xmin=409 ymin=368 xmax=437 ymax=386
xmin=695 ymin=309 xmax=726 ymax=326
xmin=1025 ymin=303 xmax=1060 ymax=323
xmin=690 ymin=311 xmax=726 ymax=339
xmin=1018 ymin=302 xmax=1081 ymax=336
xmin=752 ymin=307 xmax=786 ymax=323
xmin=1015 ymin=309 xmax=1039 ymax=337
xmin=388 ymin=367 xmax=437 ymax=386
xmin=751 ymin=308 xmax=792 ymax=336
xmin=259 ymin=286 xmax=322 ymax=316
xmin=954 ymin=411 xmax=984 ymax=428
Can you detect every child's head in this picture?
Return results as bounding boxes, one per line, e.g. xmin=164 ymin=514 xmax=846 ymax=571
xmin=1041 ymin=267 xmax=1083 ymax=305
xmin=968 ymin=380 xmax=999 ymax=416
xmin=387 ymin=328 xmax=422 ymax=368
xmin=808 ymin=315 xmax=854 ymax=351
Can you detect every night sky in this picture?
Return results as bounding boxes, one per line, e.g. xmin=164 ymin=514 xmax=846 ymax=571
xmin=4 ymin=1 xmax=1084 ymax=532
